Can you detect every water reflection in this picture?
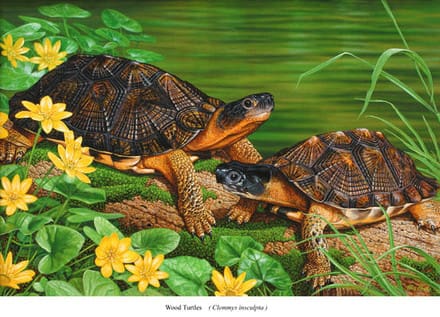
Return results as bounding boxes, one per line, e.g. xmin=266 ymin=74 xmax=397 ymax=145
xmin=3 ymin=0 xmax=439 ymax=157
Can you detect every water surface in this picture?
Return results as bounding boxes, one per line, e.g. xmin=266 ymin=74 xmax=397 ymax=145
xmin=3 ymin=0 xmax=440 ymax=157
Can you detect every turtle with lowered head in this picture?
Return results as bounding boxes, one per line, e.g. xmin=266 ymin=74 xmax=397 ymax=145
xmin=1 ymin=54 xmax=274 ymax=239
xmin=216 ymin=128 xmax=440 ymax=289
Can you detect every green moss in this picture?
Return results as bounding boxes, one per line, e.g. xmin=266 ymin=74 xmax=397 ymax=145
xmin=194 ymin=158 xmax=222 ymax=173
xmin=272 ymin=250 xmax=306 ymax=295
xmin=328 ymin=247 xmax=356 ymax=269
xmin=22 ymin=141 xmax=57 ymax=163
xmin=89 ymin=164 xmax=150 ymax=187
xmin=400 ymin=257 xmax=440 ymax=295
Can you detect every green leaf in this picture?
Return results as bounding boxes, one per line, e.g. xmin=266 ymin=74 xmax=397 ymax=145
xmin=67 ymin=207 xmax=123 ymax=224
xmin=131 ymin=228 xmax=180 ymax=256
xmin=83 ymin=270 xmax=121 ymax=296
xmin=38 ymin=4 xmax=91 ymax=18
xmin=36 ymin=225 xmax=85 ymax=274
xmin=37 ymin=174 xmax=106 ymax=204
xmin=33 ymin=276 xmax=48 ymax=293
xmin=101 ymin=9 xmax=142 ymax=33
xmin=75 ymin=35 xmax=98 ymax=51
xmin=0 ymin=19 xmax=15 ymax=34
xmin=94 ymin=216 xmax=123 ymax=239
xmin=0 ymin=65 xmax=45 ymax=91
xmin=83 ymin=226 xmax=102 ymax=245
xmin=46 ymin=36 xmax=78 ymax=54
xmin=12 ymin=212 xmax=52 ymax=235
xmin=0 ymin=216 xmax=16 ymax=235
xmin=19 ymin=16 xmax=60 ymax=34
xmin=215 ymin=236 xmax=264 ymax=266
xmin=28 ymin=197 xmax=61 ymax=214
xmin=0 ymin=93 xmax=9 ymax=114
xmin=162 ymin=256 xmax=212 ymax=296
xmin=4 ymin=23 xmax=45 ymax=41
xmin=238 ymin=248 xmax=292 ymax=291
xmin=0 ymin=164 xmax=27 ymax=179
xmin=45 ymin=280 xmax=82 ymax=296
xmin=95 ymin=28 xmax=130 ymax=47
xmin=125 ymin=49 xmax=164 ymax=63
xmin=127 ymin=34 xmax=155 ymax=43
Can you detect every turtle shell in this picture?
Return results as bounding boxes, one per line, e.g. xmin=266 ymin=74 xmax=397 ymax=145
xmin=265 ymin=128 xmax=439 ymax=209
xmin=9 ymin=54 xmax=224 ymax=156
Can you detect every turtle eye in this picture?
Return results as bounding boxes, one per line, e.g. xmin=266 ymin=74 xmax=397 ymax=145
xmin=242 ymin=98 xmax=253 ymax=109
xmin=226 ymin=170 xmax=242 ymax=184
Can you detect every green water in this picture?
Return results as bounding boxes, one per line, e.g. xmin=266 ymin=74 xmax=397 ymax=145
xmin=3 ymin=0 xmax=440 ymax=157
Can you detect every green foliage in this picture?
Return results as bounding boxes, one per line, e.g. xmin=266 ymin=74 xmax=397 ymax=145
xmin=36 ymin=225 xmax=85 ymax=274
xmin=0 ymin=2 xmax=163 ymax=95
xmin=131 ymin=228 xmax=180 ymax=256
xmin=162 ymin=256 xmax=212 ymax=296
xmin=214 ymin=235 xmax=264 ymax=266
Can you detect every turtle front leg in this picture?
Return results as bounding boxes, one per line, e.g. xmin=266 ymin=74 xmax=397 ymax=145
xmin=301 ymin=202 xmax=335 ymax=291
xmin=140 ymin=149 xmax=216 ymax=238
xmin=224 ymin=138 xmax=262 ymax=223
xmin=408 ymin=200 xmax=440 ymax=232
xmin=0 ymin=121 xmax=33 ymax=163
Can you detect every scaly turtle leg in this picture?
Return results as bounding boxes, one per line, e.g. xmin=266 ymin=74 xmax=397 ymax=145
xmin=224 ymin=138 xmax=262 ymax=223
xmin=140 ymin=149 xmax=215 ymax=238
xmin=0 ymin=121 xmax=33 ymax=163
xmin=301 ymin=202 xmax=336 ymax=290
xmin=407 ymin=200 xmax=440 ymax=232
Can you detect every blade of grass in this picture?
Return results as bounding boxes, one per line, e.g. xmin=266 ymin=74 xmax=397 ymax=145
xmin=422 ymin=116 xmax=440 ymax=161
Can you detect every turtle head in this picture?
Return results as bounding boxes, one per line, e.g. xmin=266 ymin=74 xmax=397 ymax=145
xmin=215 ymin=161 xmax=273 ymax=199
xmin=186 ymin=92 xmax=274 ymax=151
xmin=218 ymin=93 xmax=274 ymax=130
xmin=215 ymin=160 xmax=309 ymax=210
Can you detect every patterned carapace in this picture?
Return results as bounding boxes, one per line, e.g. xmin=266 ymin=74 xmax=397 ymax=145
xmin=265 ymin=128 xmax=438 ymax=209
xmin=9 ymin=54 xmax=223 ymax=157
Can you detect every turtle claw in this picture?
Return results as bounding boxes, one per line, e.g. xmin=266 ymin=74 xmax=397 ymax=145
xmin=416 ymin=219 xmax=437 ymax=233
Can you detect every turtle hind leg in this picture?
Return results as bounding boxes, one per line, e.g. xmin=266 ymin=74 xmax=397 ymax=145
xmin=0 ymin=122 xmax=33 ymax=163
xmin=301 ymin=202 xmax=336 ymax=291
xmin=407 ymin=200 xmax=440 ymax=233
xmin=141 ymin=149 xmax=215 ymax=238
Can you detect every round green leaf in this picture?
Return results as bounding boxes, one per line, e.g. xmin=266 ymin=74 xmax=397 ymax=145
xmin=67 ymin=207 xmax=123 ymax=224
xmin=38 ymin=4 xmax=91 ymax=18
xmin=101 ymin=9 xmax=142 ymax=33
xmin=94 ymin=216 xmax=123 ymax=239
xmin=126 ymin=49 xmax=164 ymax=63
xmin=131 ymin=228 xmax=180 ymax=256
xmin=0 ymin=66 xmax=45 ymax=91
xmin=36 ymin=225 xmax=85 ymax=274
xmin=238 ymin=248 xmax=292 ymax=291
xmin=37 ymin=174 xmax=106 ymax=204
xmin=4 ymin=23 xmax=45 ymax=41
xmin=83 ymin=270 xmax=121 ymax=296
xmin=19 ymin=16 xmax=60 ymax=34
xmin=45 ymin=280 xmax=82 ymax=296
xmin=215 ymin=236 xmax=263 ymax=266
xmin=13 ymin=213 xmax=52 ymax=235
xmin=162 ymin=256 xmax=212 ymax=296
xmin=83 ymin=226 xmax=102 ymax=245
xmin=95 ymin=28 xmax=130 ymax=47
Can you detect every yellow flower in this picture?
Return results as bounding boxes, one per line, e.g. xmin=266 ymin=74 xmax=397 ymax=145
xmin=0 ymin=112 xmax=8 ymax=139
xmin=29 ymin=38 xmax=67 ymax=71
xmin=95 ymin=233 xmax=139 ymax=278
xmin=211 ymin=266 xmax=257 ymax=296
xmin=125 ymin=250 xmax=169 ymax=292
xmin=48 ymin=137 xmax=96 ymax=184
xmin=0 ymin=34 xmax=30 ymax=68
xmin=0 ymin=252 xmax=35 ymax=289
xmin=0 ymin=174 xmax=37 ymax=216
xmin=63 ymin=130 xmax=88 ymax=153
xmin=15 ymin=95 xmax=72 ymax=134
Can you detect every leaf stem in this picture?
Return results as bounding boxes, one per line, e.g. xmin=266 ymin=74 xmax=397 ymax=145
xmin=25 ymin=125 xmax=42 ymax=178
